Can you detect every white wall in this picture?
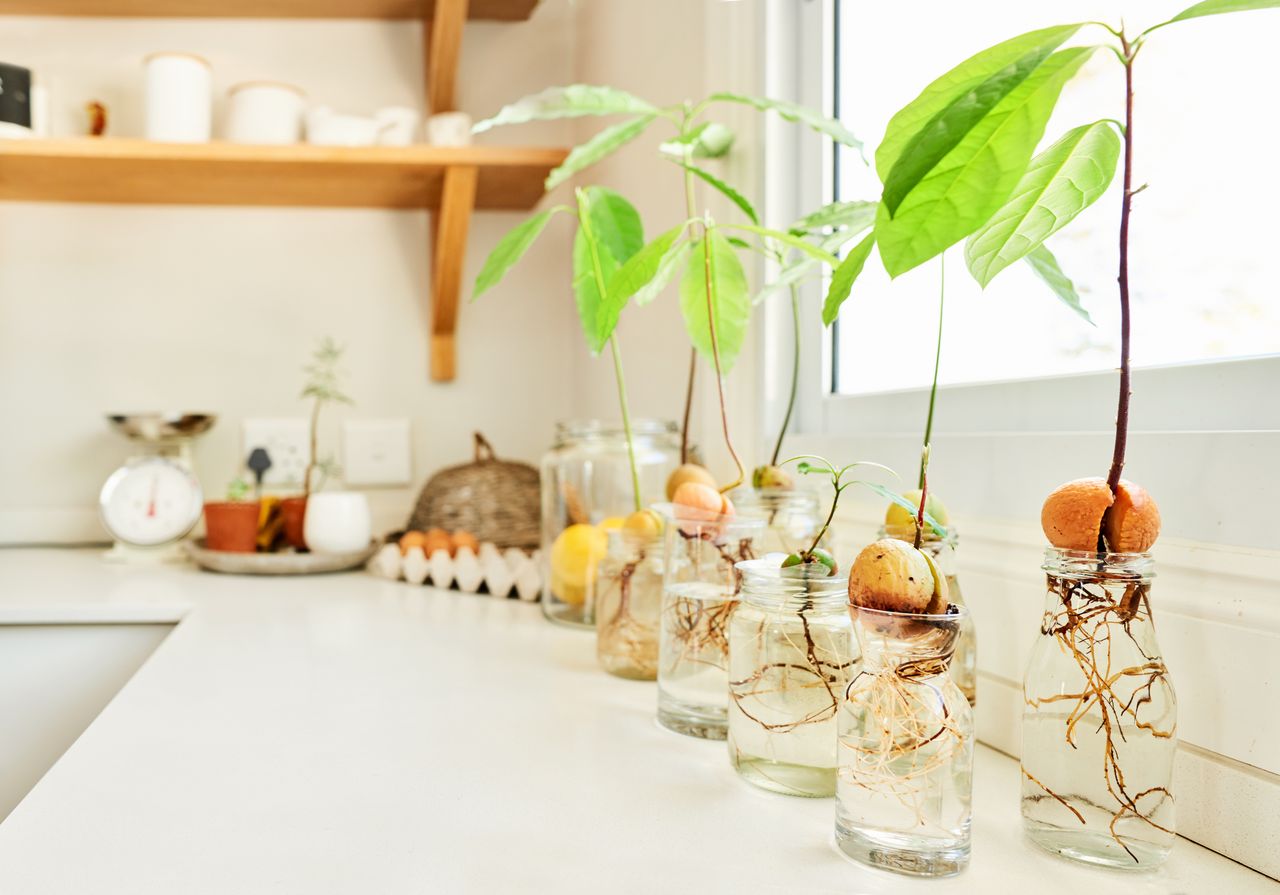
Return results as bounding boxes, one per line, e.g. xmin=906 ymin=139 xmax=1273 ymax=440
xmin=0 ymin=6 xmax=579 ymax=541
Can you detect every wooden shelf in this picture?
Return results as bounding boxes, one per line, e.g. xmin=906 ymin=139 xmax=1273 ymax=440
xmin=0 ymin=0 xmax=539 ymax=21
xmin=0 ymin=139 xmax=566 ymax=209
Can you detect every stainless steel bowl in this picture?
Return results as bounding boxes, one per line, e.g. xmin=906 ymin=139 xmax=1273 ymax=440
xmin=107 ymin=413 xmax=217 ymax=442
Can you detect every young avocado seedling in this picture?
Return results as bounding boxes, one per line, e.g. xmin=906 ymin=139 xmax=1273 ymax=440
xmin=778 ymin=455 xmax=896 ymax=576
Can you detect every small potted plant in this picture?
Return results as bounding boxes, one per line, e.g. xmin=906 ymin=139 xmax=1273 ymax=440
xmin=203 ymin=478 xmax=259 ymax=553
xmin=280 ymin=337 xmax=352 ymax=550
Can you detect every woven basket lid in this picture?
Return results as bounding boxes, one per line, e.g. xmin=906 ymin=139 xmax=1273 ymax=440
xmin=407 ymin=432 xmax=540 ymax=549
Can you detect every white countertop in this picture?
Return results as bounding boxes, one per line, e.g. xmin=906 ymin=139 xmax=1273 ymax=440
xmin=0 ymin=548 xmax=1273 ymax=894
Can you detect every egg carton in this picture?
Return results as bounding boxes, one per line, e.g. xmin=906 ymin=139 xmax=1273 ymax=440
xmin=367 ymin=540 xmax=542 ymax=601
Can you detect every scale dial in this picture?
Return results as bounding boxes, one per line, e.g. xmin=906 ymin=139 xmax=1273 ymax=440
xmin=100 ymin=457 xmax=204 ymax=547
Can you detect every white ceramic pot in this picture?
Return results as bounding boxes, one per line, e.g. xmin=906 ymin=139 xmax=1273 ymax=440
xmin=425 ymin=111 xmax=472 ymax=147
xmin=225 ymin=81 xmax=305 ymax=144
xmin=303 ymin=492 xmax=372 ymax=554
xmin=374 ymin=106 xmax=420 ymax=146
xmin=306 ymin=106 xmax=383 ymax=147
xmin=144 ymin=52 xmax=212 ymax=143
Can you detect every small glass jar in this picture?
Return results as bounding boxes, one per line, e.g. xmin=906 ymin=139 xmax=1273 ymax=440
xmin=728 ymin=559 xmax=855 ymax=797
xmin=657 ymin=507 xmax=765 ymax=740
xmin=540 ymin=419 xmax=680 ymax=629
xmin=730 ymin=487 xmax=826 ymax=556
xmin=1021 ymin=549 xmax=1176 ymax=870
xmin=595 ymin=528 xmax=664 ymax=680
xmin=835 ymin=604 xmax=974 ymax=878
xmin=880 ymin=524 xmax=976 ymax=706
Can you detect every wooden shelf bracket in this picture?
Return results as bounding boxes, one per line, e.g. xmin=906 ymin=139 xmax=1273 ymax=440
xmin=430 ymin=164 xmax=478 ymax=381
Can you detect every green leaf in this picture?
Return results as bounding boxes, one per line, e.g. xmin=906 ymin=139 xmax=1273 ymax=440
xmin=604 ymin=224 xmax=686 ymax=309
xmin=635 ymin=239 xmax=693 ymax=307
xmin=876 ymin=46 xmax=1098 ymax=278
xmin=965 ymin=121 xmax=1120 ymax=286
xmin=1025 ymin=244 xmax=1092 ymax=324
xmin=679 ymin=231 xmax=751 ymax=372
xmin=822 ymin=233 xmax=876 ymax=326
xmin=674 ymin=161 xmax=759 ymax=224
xmin=754 ymin=257 xmax=819 ymax=305
xmin=659 ymin=122 xmax=735 ymax=159
xmin=708 ymin=92 xmax=864 ymax=150
xmin=1166 ymin=0 xmax=1280 ymax=25
xmin=473 ymin=208 xmax=560 ymax=298
xmin=727 ymin=223 xmax=838 ymax=266
xmin=789 ymin=200 xmax=878 ymax=235
xmin=861 ymin=482 xmax=948 ymax=537
xmin=474 ymin=85 xmax=658 ymax=133
xmin=572 ymin=188 xmax=645 ymax=353
xmin=545 ymin=116 xmax=656 ymax=191
xmin=882 ymin=39 xmax=1071 ymax=216
xmin=875 ymin=24 xmax=1082 ymax=180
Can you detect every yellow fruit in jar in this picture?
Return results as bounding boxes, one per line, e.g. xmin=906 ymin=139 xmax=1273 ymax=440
xmin=599 ymin=516 xmax=627 ymax=531
xmin=549 ymin=523 xmax=608 ymax=606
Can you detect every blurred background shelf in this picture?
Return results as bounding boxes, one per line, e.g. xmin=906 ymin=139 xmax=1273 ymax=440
xmin=0 ymin=0 xmax=539 ymax=20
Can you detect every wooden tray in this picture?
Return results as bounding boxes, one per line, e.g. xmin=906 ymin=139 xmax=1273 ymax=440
xmin=187 ymin=539 xmax=378 ymax=575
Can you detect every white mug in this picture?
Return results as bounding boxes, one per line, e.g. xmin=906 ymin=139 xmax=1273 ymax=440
xmin=425 ymin=111 xmax=472 ymax=147
xmin=374 ymin=106 xmax=420 ymax=146
xmin=225 ymin=81 xmax=305 ymax=144
xmin=303 ymin=492 xmax=371 ymax=554
xmin=144 ymin=52 xmax=211 ymax=143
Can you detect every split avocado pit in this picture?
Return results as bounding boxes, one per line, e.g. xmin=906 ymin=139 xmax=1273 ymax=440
xmin=1041 ymin=477 xmax=1161 ymax=553
xmin=847 ymin=538 xmax=950 ymax=615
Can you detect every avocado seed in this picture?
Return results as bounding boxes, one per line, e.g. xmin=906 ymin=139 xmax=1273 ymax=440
xmin=848 ymin=538 xmax=936 ymax=613
xmin=752 ymin=465 xmax=794 ymax=490
xmin=666 ymin=463 xmax=718 ymax=501
xmin=781 ymin=548 xmax=838 ymax=576
xmin=1041 ymin=477 xmax=1161 ymax=553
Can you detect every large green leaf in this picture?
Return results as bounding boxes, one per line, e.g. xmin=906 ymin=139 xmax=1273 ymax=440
xmin=876 ymin=46 xmax=1097 ymax=277
xmin=679 ymin=231 xmax=751 ymax=372
xmin=472 ymin=207 xmax=561 ymax=299
xmin=875 ymin=24 xmax=1081 ymax=180
xmin=580 ymin=186 xmax=644 ymax=268
xmin=604 ymin=224 xmax=686 ymax=309
xmin=674 ymin=161 xmax=759 ymax=224
xmin=882 ymin=41 xmax=1068 ymax=216
xmin=728 ymin=223 xmax=838 ymax=266
xmin=754 ymin=257 xmax=818 ymax=306
xmin=473 ymin=85 xmax=658 ymax=133
xmin=708 ymin=92 xmax=863 ymax=150
xmin=1166 ymin=0 xmax=1280 ymax=25
xmin=1025 ymin=244 xmax=1092 ymax=324
xmin=635 ymin=239 xmax=692 ymax=307
xmin=545 ymin=116 xmax=656 ymax=191
xmin=822 ymin=233 xmax=876 ymax=326
xmin=965 ymin=121 xmax=1120 ymax=286
xmin=790 ymin=200 xmax=878 ymax=235
xmin=659 ymin=122 xmax=735 ymax=159
xmin=572 ymin=188 xmax=645 ymax=354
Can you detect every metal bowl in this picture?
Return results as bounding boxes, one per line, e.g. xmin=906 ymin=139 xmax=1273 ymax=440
xmin=107 ymin=413 xmax=217 ymax=442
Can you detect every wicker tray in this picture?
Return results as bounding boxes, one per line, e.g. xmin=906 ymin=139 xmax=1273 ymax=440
xmin=187 ymin=539 xmax=378 ymax=575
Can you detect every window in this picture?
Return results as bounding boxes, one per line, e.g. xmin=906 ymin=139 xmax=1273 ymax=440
xmin=830 ymin=1 xmax=1280 ymax=395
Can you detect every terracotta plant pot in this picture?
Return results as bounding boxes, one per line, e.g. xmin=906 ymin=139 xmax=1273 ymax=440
xmin=279 ymin=496 xmax=308 ymax=550
xmin=204 ymin=501 xmax=260 ymax=553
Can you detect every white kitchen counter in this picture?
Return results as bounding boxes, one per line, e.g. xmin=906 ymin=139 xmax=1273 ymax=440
xmin=0 ymin=548 xmax=1272 ymax=894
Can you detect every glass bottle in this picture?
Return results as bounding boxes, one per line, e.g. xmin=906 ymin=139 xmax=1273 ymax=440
xmin=1021 ymin=549 xmax=1176 ymax=870
xmin=835 ymin=604 xmax=974 ymax=878
xmin=880 ymin=523 xmax=977 ymax=706
xmin=656 ymin=507 xmax=765 ymax=740
xmin=595 ymin=528 xmax=664 ymax=680
xmin=728 ymin=559 xmax=855 ymax=797
xmin=730 ymin=487 xmax=826 ymax=556
xmin=540 ymin=419 xmax=680 ymax=629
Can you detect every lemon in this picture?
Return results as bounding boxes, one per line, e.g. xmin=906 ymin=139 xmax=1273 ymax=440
xmin=599 ymin=516 xmax=626 ymax=531
xmin=549 ymin=523 xmax=608 ymax=606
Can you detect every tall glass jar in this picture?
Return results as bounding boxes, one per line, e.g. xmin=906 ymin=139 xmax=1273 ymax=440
xmin=540 ymin=419 xmax=680 ymax=629
xmin=1021 ymin=549 xmax=1176 ymax=870
xmin=657 ymin=507 xmax=764 ymax=740
xmin=836 ymin=604 xmax=974 ymax=878
xmin=595 ymin=528 xmax=664 ymax=680
xmin=730 ymin=487 xmax=826 ymax=556
xmin=728 ymin=559 xmax=855 ymax=797
xmin=881 ymin=524 xmax=977 ymax=706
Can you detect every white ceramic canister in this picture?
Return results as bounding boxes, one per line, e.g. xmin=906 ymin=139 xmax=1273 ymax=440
xmin=306 ymin=106 xmax=382 ymax=147
xmin=374 ymin=106 xmax=420 ymax=146
xmin=144 ymin=52 xmax=212 ymax=142
xmin=225 ymin=81 xmax=305 ymax=144
xmin=425 ymin=111 xmax=472 ymax=147
xmin=303 ymin=492 xmax=372 ymax=554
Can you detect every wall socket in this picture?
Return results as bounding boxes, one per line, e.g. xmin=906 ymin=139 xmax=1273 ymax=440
xmin=242 ymin=418 xmax=310 ymax=488
xmin=342 ymin=419 xmax=411 ymax=487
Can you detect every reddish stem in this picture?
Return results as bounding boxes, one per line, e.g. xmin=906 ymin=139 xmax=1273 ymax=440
xmin=1106 ymin=41 xmax=1136 ymax=503
xmin=915 ymin=458 xmax=929 ymax=550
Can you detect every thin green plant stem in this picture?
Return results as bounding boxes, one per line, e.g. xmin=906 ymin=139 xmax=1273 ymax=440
xmin=679 ymin=159 xmax=699 ymax=464
xmin=610 ymin=335 xmax=643 ymax=514
xmin=700 ymin=230 xmax=745 ymax=493
xmin=770 ymin=282 xmax=802 ymax=467
xmin=918 ymin=255 xmax=945 ymax=488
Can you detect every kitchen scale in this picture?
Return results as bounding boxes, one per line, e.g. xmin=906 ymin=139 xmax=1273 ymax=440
xmin=99 ymin=413 xmax=216 ymax=563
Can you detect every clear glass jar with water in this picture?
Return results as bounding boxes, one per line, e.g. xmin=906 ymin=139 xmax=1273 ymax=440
xmin=595 ymin=528 xmax=664 ymax=680
xmin=730 ymin=487 xmax=826 ymax=556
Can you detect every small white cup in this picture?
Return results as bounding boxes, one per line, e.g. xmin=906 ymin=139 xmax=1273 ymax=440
xmin=144 ymin=52 xmax=211 ymax=143
xmin=225 ymin=81 xmax=305 ymax=144
xmin=306 ymin=106 xmax=383 ymax=147
xmin=304 ymin=492 xmax=372 ymax=554
xmin=375 ymin=106 xmax=420 ymax=146
xmin=425 ymin=111 xmax=472 ymax=147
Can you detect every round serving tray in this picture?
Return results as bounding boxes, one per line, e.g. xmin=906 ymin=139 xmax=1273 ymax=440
xmin=187 ymin=539 xmax=378 ymax=575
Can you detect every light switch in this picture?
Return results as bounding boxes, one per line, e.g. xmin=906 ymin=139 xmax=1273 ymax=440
xmin=342 ymin=419 xmax=412 ymax=487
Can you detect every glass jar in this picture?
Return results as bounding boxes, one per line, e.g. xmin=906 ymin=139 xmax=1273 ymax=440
xmin=836 ymin=604 xmax=974 ymax=878
xmin=595 ymin=528 xmax=664 ymax=680
xmin=728 ymin=559 xmax=855 ymax=797
xmin=880 ymin=524 xmax=977 ymax=707
xmin=540 ymin=419 xmax=680 ymax=629
xmin=1021 ymin=549 xmax=1176 ymax=870
xmin=657 ymin=507 xmax=765 ymax=740
xmin=730 ymin=487 xmax=826 ymax=556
